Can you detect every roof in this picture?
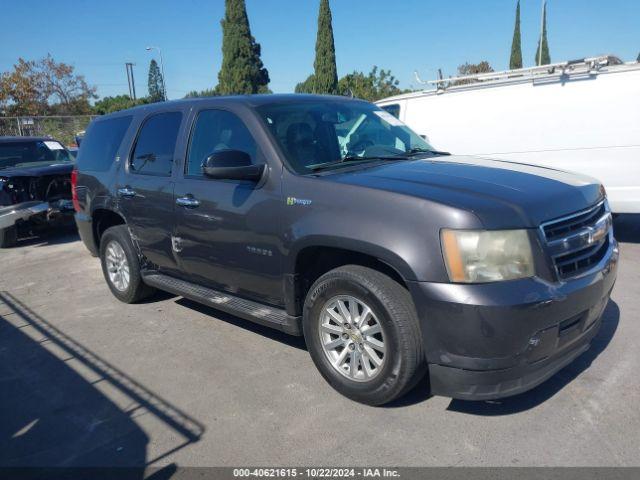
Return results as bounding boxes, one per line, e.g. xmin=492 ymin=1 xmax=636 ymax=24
xmin=99 ymin=93 xmax=369 ymax=120
xmin=0 ymin=136 xmax=55 ymax=143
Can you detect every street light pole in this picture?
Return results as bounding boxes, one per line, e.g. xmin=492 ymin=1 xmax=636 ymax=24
xmin=146 ymin=46 xmax=168 ymax=101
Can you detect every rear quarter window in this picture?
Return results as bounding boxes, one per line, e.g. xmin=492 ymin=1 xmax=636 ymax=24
xmin=77 ymin=116 xmax=132 ymax=172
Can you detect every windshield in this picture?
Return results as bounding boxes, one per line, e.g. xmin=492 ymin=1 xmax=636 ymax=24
xmin=0 ymin=140 xmax=73 ymax=170
xmin=256 ymin=100 xmax=436 ymax=173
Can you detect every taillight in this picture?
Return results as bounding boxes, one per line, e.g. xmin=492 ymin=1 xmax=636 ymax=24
xmin=71 ymin=169 xmax=81 ymax=212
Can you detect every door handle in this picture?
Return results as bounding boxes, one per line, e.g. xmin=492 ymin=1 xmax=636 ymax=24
xmin=117 ymin=187 xmax=136 ymax=198
xmin=176 ymin=195 xmax=200 ymax=208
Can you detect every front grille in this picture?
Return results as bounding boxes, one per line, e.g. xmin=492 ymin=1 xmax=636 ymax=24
xmin=540 ymin=201 xmax=612 ymax=280
xmin=542 ymin=201 xmax=606 ymax=241
xmin=554 ymin=236 xmax=609 ymax=278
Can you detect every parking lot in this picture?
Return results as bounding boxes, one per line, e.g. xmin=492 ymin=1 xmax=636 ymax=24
xmin=1 ymin=216 xmax=639 ymax=469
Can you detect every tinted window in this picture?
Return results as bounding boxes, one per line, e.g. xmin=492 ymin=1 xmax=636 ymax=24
xmin=77 ymin=116 xmax=132 ymax=172
xmin=130 ymin=112 xmax=182 ymax=176
xmin=186 ymin=110 xmax=257 ymax=176
xmin=0 ymin=140 xmax=73 ymax=170
xmin=381 ymin=104 xmax=400 ymax=119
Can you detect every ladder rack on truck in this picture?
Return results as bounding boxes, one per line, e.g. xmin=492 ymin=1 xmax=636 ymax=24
xmin=414 ymin=55 xmax=636 ymax=92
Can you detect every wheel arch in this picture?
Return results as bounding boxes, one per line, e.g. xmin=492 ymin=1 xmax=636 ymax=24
xmin=91 ymin=208 xmax=127 ymax=250
xmin=284 ymin=237 xmax=418 ymax=316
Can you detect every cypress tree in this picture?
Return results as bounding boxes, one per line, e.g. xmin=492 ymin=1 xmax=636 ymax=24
xmin=509 ymin=1 xmax=523 ymax=69
xmin=534 ymin=2 xmax=551 ymax=66
xmin=147 ymin=59 xmax=165 ymax=102
xmin=217 ymin=0 xmax=270 ymax=95
xmin=313 ymin=0 xmax=338 ymax=94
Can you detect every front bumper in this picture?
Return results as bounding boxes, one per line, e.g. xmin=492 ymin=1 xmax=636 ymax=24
xmin=0 ymin=200 xmax=74 ymax=230
xmin=409 ymin=239 xmax=619 ymax=400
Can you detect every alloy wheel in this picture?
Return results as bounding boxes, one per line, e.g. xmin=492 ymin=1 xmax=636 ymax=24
xmin=105 ymin=240 xmax=130 ymax=292
xmin=318 ymin=295 xmax=386 ymax=382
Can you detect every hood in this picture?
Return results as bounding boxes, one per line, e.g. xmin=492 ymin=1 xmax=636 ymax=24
xmin=0 ymin=162 xmax=75 ymax=178
xmin=327 ymin=155 xmax=604 ymax=228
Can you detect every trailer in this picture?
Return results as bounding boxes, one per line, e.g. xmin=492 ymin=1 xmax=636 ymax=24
xmin=377 ymin=56 xmax=640 ymax=213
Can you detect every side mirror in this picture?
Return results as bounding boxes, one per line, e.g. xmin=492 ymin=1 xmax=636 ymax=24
xmin=202 ymin=149 xmax=265 ymax=182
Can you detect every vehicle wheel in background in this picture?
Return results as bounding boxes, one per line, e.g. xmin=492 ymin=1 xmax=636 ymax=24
xmin=0 ymin=225 xmax=18 ymax=248
xmin=303 ymin=265 xmax=426 ymax=406
xmin=99 ymin=225 xmax=156 ymax=303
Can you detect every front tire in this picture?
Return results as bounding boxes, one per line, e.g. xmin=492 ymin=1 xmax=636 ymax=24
xmin=99 ymin=225 xmax=155 ymax=303
xmin=303 ymin=265 xmax=425 ymax=406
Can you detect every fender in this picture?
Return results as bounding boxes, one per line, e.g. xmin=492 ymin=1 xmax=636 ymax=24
xmin=286 ymin=234 xmax=418 ymax=281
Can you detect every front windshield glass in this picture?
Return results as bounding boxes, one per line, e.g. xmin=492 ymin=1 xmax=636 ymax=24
xmin=0 ymin=140 xmax=73 ymax=170
xmin=256 ymin=100 xmax=435 ymax=173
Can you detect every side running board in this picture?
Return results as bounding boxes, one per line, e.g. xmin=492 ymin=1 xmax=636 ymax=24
xmin=142 ymin=272 xmax=302 ymax=336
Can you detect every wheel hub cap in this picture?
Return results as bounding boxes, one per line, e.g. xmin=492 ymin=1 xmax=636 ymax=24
xmin=319 ymin=295 xmax=386 ymax=382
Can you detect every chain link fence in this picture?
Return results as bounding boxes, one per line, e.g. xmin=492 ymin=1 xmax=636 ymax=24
xmin=0 ymin=115 xmax=98 ymax=146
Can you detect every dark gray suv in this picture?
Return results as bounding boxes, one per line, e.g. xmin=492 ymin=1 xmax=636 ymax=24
xmin=73 ymin=95 xmax=618 ymax=405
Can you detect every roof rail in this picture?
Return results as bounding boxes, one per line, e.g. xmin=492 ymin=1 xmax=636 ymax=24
xmin=416 ymin=55 xmax=623 ymax=88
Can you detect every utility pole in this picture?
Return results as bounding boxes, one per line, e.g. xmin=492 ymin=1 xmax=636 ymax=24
xmin=125 ymin=62 xmax=137 ymax=100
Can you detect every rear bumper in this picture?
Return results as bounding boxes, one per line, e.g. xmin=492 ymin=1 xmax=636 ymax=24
xmin=74 ymin=212 xmax=98 ymax=256
xmin=409 ymin=239 xmax=619 ymax=400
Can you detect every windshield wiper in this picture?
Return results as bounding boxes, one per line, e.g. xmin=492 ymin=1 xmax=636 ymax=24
xmin=405 ymin=148 xmax=451 ymax=157
xmin=309 ymin=155 xmax=406 ymax=172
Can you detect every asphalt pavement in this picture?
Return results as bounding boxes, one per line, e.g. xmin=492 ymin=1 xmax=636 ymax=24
xmin=1 ymin=216 xmax=639 ymax=468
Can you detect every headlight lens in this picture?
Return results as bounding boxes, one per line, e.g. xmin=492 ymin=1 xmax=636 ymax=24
xmin=441 ymin=229 xmax=535 ymax=283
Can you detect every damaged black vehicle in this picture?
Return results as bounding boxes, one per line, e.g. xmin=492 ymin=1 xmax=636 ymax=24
xmin=0 ymin=136 xmax=75 ymax=247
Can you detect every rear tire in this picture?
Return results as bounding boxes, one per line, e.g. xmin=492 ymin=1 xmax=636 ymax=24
xmin=99 ymin=225 xmax=156 ymax=303
xmin=303 ymin=265 xmax=426 ymax=406
xmin=0 ymin=225 xmax=18 ymax=248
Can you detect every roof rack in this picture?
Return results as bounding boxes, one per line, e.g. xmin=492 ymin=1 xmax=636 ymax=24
xmin=414 ymin=55 xmax=624 ymax=89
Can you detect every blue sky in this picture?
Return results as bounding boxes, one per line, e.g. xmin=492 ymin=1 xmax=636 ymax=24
xmin=1 ymin=0 xmax=638 ymax=100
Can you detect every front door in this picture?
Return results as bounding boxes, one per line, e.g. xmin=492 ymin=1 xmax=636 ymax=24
xmin=173 ymin=108 xmax=283 ymax=305
xmin=117 ymin=111 xmax=183 ymax=272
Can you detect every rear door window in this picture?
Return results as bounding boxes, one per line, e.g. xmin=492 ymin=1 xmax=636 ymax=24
xmin=130 ymin=112 xmax=182 ymax=176
xmin=77 ymin=116 xmax=132 ymax=172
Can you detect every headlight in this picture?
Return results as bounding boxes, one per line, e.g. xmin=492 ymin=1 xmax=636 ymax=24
xmin=441 ymin=229 xmax=535 ymax=283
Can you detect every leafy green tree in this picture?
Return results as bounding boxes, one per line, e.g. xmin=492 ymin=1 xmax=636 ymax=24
xmin=509 ymin=1 xmax=523 ymax=69
xmin=534 ymin=2 xmax=551 ymax=66
xmin=449 ymin=61 xmax=494 ymax=86
xmin=0 ymin=55 xmax=96 ymax=116
xmin=184 ymin=88 xmax=218 ymax=98
xmin=92 ymin=95 xmax=149 ymax=115
xmin=312 ymin=0 xmax=338 ymax=94
xmin=637 ymin=52 xmax=640 ymax=62
xmin=338 ymin=66 xmax=405 ymax=102
xmin=294 ymin=74 xmax=316 ymax=94
xmin=217 ymin=0 xmax=270 ymax=95
xmin=147 ymin=59 xmax=165 ymax=102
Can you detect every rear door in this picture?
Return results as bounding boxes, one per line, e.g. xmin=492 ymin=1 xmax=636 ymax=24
xmin=117 ymin=110 xmax=184 ymax=272
xmin=172 ymin=107 xmax=283 ymax=305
